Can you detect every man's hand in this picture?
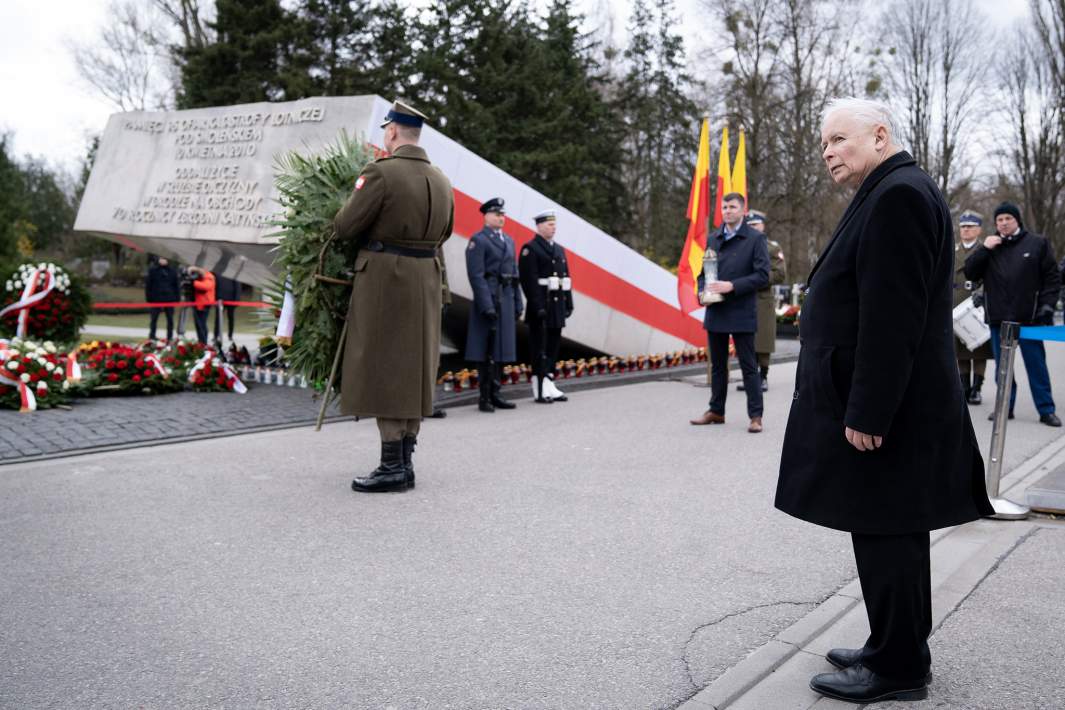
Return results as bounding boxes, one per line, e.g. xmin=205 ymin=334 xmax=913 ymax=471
xmin=983 ymin=235 xmax=1003 ymax=250
xmin=706 ymin=280 xmax=735 ymax=294
xmin=845 ymin=426 xmax=883 ymax=452
xmin=484 ymin=310 xmax=497 ymax=322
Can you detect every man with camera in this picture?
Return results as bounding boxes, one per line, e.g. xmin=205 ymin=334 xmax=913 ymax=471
xmin=964 ymin=202 xmax=1061 ymax=426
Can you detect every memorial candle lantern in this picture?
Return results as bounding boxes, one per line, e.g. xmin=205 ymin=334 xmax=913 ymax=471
xmin=699 ymin=250 xmax=724 ymax=304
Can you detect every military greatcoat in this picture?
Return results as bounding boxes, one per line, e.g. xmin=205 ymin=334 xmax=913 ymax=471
xmin=464 ymin=227 xmax=523 ymax=362
xmin=755 ymin=237 xmax=787 ymax=354
xmin=775 ymin=152 xmax=993 ymax=534
xmin=332 ymin=144 xmax=454 ymax=419
xmin=953 ymin=242 xmax=992 ymax=360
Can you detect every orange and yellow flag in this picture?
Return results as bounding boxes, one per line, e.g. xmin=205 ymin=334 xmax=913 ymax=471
xmin=676 ymin=118 xmax=712 ymax=313
xmin=732 ymin=129 xmax=747 ymax=207
xmin=711 ymin=126 xmax=732 ymax=228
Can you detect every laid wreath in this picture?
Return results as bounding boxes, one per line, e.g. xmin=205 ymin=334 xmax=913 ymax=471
xmin=1 ymin=263 xmax=92 ymax=343
xmin=81 ymin=343 xmax=182 ymax=395
xmin=0 ymin=338 xmax=76 ymax=410
xmin=265 ymin=131 xmax=376 ymax=389
xmin=185 ymin=353 xmax=248 ymax=393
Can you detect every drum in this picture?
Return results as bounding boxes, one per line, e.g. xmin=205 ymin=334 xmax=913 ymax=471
xmin=953 ymin=296 xmax=991 ymax=350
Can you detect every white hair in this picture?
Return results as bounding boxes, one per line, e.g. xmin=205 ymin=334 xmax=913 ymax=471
xmin=822 ymin=97 xmax=899 ymax=143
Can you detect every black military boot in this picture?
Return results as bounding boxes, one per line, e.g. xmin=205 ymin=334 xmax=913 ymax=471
xmin=402 ymin=434 xmax=416 ymax=488
xmin=351 ymin=440 xmax=408 ymax=492
xmin=968 ymin=375 xmax=984 ymax=405
xmin=478 ymin=363 xmax=495 ymax=412
xmin=490 ymin=371 xmax=516 ymax=409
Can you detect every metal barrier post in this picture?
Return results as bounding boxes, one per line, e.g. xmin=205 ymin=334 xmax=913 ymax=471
xmin=986 ymin=321 xmax=1030 ymax=520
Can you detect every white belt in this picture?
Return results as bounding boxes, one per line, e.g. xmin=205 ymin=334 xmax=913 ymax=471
xmin=537 ymin=277 xmax=572 ymax=291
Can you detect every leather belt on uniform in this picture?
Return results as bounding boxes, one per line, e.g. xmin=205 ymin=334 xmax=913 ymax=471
xmin=490 ymin=274 xmax=519 ymax=285
xmin=366 ymin=240 xmax=437 ymax=258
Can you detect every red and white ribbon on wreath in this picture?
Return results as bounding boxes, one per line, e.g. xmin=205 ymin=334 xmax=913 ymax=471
xmin=65 ymin=352 xmax=82 ymax=383
xmin=0 ymin=368 xmax=36 ymax=412
xmin=143 ymin=353 xmax=169 ymax=378
xmin=0 ymin=268 xmax=56 ymax=337
xmin=188 ymin=352 xmax=247 ymax=394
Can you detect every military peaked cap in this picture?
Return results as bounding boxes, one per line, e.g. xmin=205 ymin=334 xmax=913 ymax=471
xmin=380 ymin=99 xmax=428 ymax=129
xmin=746 ymin=209 xmax=767 ymax=225
xmin=534 ymin=210 xmax=556 ymax=224
xmin=958 ymin=210 xmax=983 ymax=227
xmin=480 ymin=197 xmax=505 ymax=214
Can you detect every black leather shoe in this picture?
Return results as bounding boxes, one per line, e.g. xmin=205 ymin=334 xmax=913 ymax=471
xmin=1040 ymin=413 xmax=1063 ymax=427
xmin=761 ymin=377 xmax=768 ymax=392
xmin=827 ymin=649 xmax=933 ymax=684
xmin=491 ymin=395 xmax=516 ymax=409
xmin=479 ymin=399 xmax=495 ymax=413
xmin=430 ymin=407 xmax=447 ymax=419
xmin=402 ymin=435 xmax=416 ymax=488
xmin=534 ymin=397 xmax=553 ymax=404
xmin=352 ymin=441 xmax=408 ymax=493
xmin=810 ymin=663 xmax=928 ymax=703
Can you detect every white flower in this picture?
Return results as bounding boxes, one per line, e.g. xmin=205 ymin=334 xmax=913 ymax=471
xmin=19 ymin=373 xmax=30 ymax=383
xmin=4 ymin=281 xmax=11 ymax=291
xmin=45 ymin=362 xmax=55 ymax=372
xmin=44 ymin=342 xmax=56 ymax=353
xmin=13 ymin=280 xmax=22 ymax=289
xmin=62 ymin=381 xmax=70 ymax=391
xmin=5 ymin=361 xmax=18 ymax=370
xmin=36 ymin=357 xmax=47 ymax=366
xmin=36 ymin=381 xmax=48 ymax=392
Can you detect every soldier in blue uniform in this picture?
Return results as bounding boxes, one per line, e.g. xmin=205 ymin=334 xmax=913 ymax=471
xmin=465 ymin=197 xmax=523 ymax=412
xmin=519 ymin=210 xmax=574 ymax=403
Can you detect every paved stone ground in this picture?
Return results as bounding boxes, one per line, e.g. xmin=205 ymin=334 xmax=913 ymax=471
xmin=0 ymin=340 xmax=801 ymax=465
xmin=1 ymin=344 xmax=1062 ymax=709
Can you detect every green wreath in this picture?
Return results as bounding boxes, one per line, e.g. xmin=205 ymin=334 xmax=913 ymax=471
xmin=265 ymin=131 xmax=375 ymax=389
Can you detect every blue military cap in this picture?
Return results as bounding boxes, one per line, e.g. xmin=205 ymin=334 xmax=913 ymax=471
xmin=746 ymin=209 xmax=767 ymax=225
xmin=379 ymin=99 xmax=428 ymax=129
xmin=959 ymin=210 xmax=983 ymax=227
xmin=480 ymin=197 xmax=505 ymax=214
xmin=534 ymin=210 xmax=556 ymax=224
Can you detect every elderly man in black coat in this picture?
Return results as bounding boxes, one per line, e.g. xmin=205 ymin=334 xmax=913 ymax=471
xmin=775 ymin=98 xmax=993 ymax=704
xmin=690 ymin=193 xmax=770 ymax=432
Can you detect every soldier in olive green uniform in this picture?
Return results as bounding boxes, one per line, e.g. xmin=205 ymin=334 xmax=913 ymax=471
xmin=739 ymin=210 xmax=787 ymax=392
xmin=954 ymin=210 xmax=992 ymax=404
xmin=333 ymin=100 xmax=455 ymax=493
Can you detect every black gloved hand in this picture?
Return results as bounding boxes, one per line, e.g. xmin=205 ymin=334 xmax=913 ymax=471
xmin=971 ymin=291 xmax=984 ymax=308
xmin=1035 ymin=304 xmax=1055 ymax=326
xmin=485 ymin=310 xmax=497 ymax=322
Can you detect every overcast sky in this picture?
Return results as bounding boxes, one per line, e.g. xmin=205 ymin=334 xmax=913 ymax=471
xmin=0 ymin=0 xmax=1032 ymax=175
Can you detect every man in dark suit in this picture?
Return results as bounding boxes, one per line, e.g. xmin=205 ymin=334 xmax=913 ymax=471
xmin=776 ymin=98 xmax=993 ymax=703
xmin=145 ymin=255 xmax=179 ymax=341
xmin=689 ymin=193 xmax=770 ymax=432
xmin=518 ymin=210 xmax=573 ymax=403
xmin=465 ymin=197 xmax=523 ymax=412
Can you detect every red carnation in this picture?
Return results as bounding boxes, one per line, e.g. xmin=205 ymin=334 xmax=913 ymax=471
xmin=135 ymin=358 xmax=145 ymax=368
xmin=144 ymin=369 xmax=153 ymax=377
xmin=52 ymin=372 xmax=62 ymax=382
xmin=105 ymin=360 xmax=115 ymax=369
xmin=132 ymin=375 xmax=141 ymax=383
xmin=116 ymin=360 xmax=128 ymax=369
xmin=107 ymin=373 xmax=119 ymax=382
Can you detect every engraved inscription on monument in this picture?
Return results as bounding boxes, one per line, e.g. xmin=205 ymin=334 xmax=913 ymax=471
xmin=108 ymin=107 xmax=326 ymax=230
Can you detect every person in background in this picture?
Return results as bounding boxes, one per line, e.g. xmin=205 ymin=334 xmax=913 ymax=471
xmin=213 ymin=273 xmax=241 ymax=346
xmin=145 ymin=255 xmax=180 ymax=342
xmin=953 ymin=210 xmax=992 ymax=405
xmin=964 ymin=201 xmax=1061 ymax=427
xmin=738 ymin=209 xmax=786 ymax=393
xmin=188 ymin=266 xmax=216 ymax=345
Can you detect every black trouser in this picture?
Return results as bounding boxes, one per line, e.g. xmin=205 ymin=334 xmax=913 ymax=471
xmin=708 ymin=331 xmax=762 ymax=418
xmin=148 ymin=306 xmax=174 ymax=341
xmin=527 ymin=318 xmax=561 ymax=380
xmin=214 ymin=304 xmax=236 ymax=342
xmin=852 ymin=531 xmax=932 ymax=681
xmin=478 ymin=361 xmax=501 ymax=401
xmin=193 ymin=308 xmax=210 ymax=344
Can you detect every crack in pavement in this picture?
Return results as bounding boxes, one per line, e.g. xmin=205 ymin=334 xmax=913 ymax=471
xmin=667 ymin=599 xmax=824 ymax=709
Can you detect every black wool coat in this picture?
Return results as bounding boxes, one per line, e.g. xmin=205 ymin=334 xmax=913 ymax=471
xmin=697 ymin=222 xmax=771 ymax=333
xmin=518 ymin=235 xmax=573 ymax=329
xmin=145 ymin=262 xmax=180 ymax=303
xmin=775 ymin=152 xmax=993 ymax=534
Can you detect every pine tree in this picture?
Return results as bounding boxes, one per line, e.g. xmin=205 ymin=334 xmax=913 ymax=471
xmin=177 ymin=0 xmax=292 ymax=108
xmin=284 ymin=0 xmax=375 ymax=98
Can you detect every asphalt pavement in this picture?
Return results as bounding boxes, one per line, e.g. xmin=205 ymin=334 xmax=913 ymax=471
xmin=2 ymin=345 xmax=1064 ymax=709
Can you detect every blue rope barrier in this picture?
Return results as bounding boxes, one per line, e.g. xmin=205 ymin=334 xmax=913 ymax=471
xmin=1019 ymin=325 xmax=1065 ymax=342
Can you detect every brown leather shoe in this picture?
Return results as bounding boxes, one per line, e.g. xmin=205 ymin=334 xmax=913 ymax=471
xmin=748 ymin=417 xmax=763 ymax=433
xmin=690 ymin=410 xmax=725 ymax=425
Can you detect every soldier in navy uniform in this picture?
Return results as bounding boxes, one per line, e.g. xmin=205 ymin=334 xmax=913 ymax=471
xmin=519 ymin=210 xmax=574 ymax=403
xmin=465 ymin=197 xmax=523 ymax=412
